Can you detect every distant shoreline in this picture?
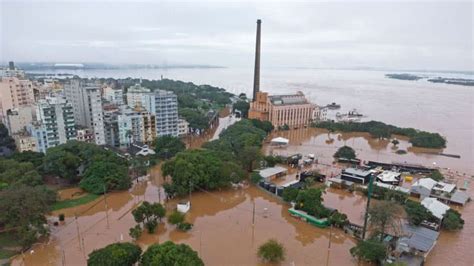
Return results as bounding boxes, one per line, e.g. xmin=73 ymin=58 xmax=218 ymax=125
xmin=385 ymin=73 xmax=474 ymax=86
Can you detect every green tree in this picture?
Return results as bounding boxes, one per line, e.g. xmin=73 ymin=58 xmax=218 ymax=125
xmin=9 ymin=151 xmax=45 ymax=169
xmin=132 ymin=201 xmax=166 ymax=233
xmin=442 ymin=209 xmax=464 ymax=230
xmin=257 ymin=239 xmax=285 ymax=263
xmin=233 ymin=100 xmax=250 ymax=118
xmin=79 ymin=161 xmax=130 ymax=194
xmin=87 ymin=242 xmax=142 ymax=266
xmin=0 ymin=158 xmax=43 ymax=187
xmin=129 ymin=225 xmax=143 ymax=241
xmin=350 ymin=239 xmax=387 ymax=262
xmin=0 ymin=185 xmax=56 ymax=249
xmin=282 ymin=187 xmax=299 ymax=202
xmin=238 ymin=146 xmax=262 ymax=171
xmin=329 ymin=211 xmax=349 ymax=228
xmin=168 ymin=211 xmax=185 ymax=225
xmin=295 ymin=188 xmax=329 ymax=218
xmin=368 ymin=201 xmax=402 ymax=241
xmin=154 ymin=135 xmax=186 ymax=160
xmin=404 ymin=200 xmax=433 ymax=225
xmin=141 ymin=241 xmax=204 ymax=266
xmin=429 ymin=169 xmax=444 ymax=181
xmin=333 ymin=146 xmax=356 ymax=160
xmin=250 ymin=173 xmax=263 ymax=184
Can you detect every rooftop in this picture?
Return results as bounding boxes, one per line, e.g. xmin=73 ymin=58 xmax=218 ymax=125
xmin=268 ymin=92 xmax=309 ymax=106
xmin=450 ymin=190 xmax=470 ymax=205
xmin=258 ymin=166 xmax=288 ymax=179
xmin=342 ymin=168 xmax=372 ymax=177
xmin=402 ymin=223 xmax=440 ymax=252
xmin=432 ymin=181 xmax=456 ymax=193
xmin=412 ymin=178 xmax=438 ymax=190
xmin=377 ymin=170 xmax=401 ymax=182
xmin=421 ymin=197 xmax=450 ymax=219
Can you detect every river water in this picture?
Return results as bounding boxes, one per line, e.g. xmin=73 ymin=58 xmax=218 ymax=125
xmin=16 ymin=67 xmax=473 ymax=265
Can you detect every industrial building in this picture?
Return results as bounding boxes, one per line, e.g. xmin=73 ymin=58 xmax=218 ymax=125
xmin=247 ymin=19 xmax=319 ymax=128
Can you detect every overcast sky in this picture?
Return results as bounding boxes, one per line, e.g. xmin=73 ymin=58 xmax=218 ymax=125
xmin=1 ymin=0 xmax=473 ymax=71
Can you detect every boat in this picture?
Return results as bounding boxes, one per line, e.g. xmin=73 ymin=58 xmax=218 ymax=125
xmin=326 ymin=102 xmax=341 ymax=109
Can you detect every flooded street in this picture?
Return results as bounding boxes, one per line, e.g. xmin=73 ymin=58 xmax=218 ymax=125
xmin=13 ymin=179 xmax=360 ymax=265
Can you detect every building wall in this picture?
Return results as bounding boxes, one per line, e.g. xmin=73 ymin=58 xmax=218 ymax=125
xmin=153 ymin=90 xmax=178 ymax=137
xmin=0 ymin=77 xmax=35 ymax=122
xmin=126 ymin=84 xmax=150 ymax=109
xmin=35 ymin=97 xmax=77 ymax=150
xmin=64 ymin=79 xmax=105 ymax=145
xmin=13 ymin=134 xmax=36 ymax=152
xmin=6 ymin=106 xmax=33 ymax=134
xmin=178 ymin=118 xmax=189 ymax=136
xmin=249 ymin=91 xmax=316 ymax=128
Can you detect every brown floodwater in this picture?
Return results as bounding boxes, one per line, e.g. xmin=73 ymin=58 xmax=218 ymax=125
xmin=264 ymin=128 xmax=474 ymax=265
xmin=11 ymin=109 xmax=474 ymax=265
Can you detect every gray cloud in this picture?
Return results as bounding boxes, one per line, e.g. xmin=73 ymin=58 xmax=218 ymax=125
xmin=1 ymin=0 xmax=472 ymax=71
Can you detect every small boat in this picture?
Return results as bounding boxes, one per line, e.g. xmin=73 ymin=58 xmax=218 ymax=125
xmin=326 ymin=102 xmax=341 ymax=109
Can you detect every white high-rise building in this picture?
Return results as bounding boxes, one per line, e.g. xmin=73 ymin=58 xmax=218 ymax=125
xmin=64 ymin=79 xmax=106 ymax=145
xmin=142 ymin=90 xmax=179 ymax=137
xmin=30 ymin=97 xmax=77 ymax=153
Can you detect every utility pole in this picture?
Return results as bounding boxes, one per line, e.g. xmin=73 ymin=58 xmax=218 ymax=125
xmin=252 ymin=200 xmax=256 ymax=226
xmin=103 ymin=185 xmax=110 ymax=229
xmin=362 ymin=174 xmax=374 ymax=240
xmin=326 ymin=225 xmax=332 ymax=266
xmin=74 ymin=214 xmax=83 ymax=252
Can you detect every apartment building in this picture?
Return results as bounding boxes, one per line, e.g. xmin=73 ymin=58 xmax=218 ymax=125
xmin=64 ymin=79 xmax=106 ymax=145
xmin=6 ymin=106 xmax=34 ymax=134
xmin=142 ymin=90 xmax=179 ymax=137
xmin=126 ymin=84 xmax=150 ymax=108
xmin=0 ymin=77 xmax=35 ymax=123
xmin=29 ymin=97 xmax=76 ymax=153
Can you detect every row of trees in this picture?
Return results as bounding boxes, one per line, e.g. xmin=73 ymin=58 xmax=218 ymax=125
xmin=88 ymin=241 xmax=204 ymax=266
xmin=88 ymin=238 xmax=287 ymax=266
xmin=313 ymin=120 xmax=446 ymax=148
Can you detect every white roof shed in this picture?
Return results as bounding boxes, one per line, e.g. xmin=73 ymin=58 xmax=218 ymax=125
xmin=421 ymin=197 xmax=450 ymax=219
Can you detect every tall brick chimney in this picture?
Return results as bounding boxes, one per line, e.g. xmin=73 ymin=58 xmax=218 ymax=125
xmin=253 ymin=19 xmax=262 ymax=101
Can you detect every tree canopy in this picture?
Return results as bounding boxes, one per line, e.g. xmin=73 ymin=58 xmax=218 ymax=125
xmin=87 ymin=242 xmax=142 ymax=266
xmin=295 ymin=188 xmax=330 ymax=218
xmin=42 ymin=141 xmax=129 ymax=193
xmin=404 ymin=200 xmax=433 ymax=226
xmin=0 ymin=184 xmax=56 ymax=249
xmin=132 ymin=201 xmax=166 ymax=233
xmin=257 ymin=239 xmax=285 ymax=263
xmin=162 ymin=149 xmax=244 ymax=197
xmin=0 ymin=158 xmax=43 ymax=188
xmin=350 ymin=239 xmax=387 ymax=262
xmin=442 ymin=209 xmax=464 ymax=230
xmin=154 ymin=135 xmax=185 ymax=159
xmin=140 ymin=241 xmax=204 ymax=266
xmin=333 ymin=145 xmax=357 ymax=160
xmin=233 ymin=100 xmax=250 ymax=118
xmin=313 ymin=120 xmax=446 ymax=148
xmin=79 ymin=161 xmax=130 ymax=194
